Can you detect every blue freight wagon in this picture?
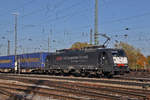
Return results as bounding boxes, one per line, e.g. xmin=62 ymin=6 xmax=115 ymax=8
xmin=0 ymin=55 xmax=15 ymax=72
xmin=17 ymin=52 xmax=50 ymax=72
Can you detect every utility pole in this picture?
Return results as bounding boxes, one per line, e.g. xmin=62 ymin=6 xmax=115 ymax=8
xmin=13 ymin=13 xmax=19 ymax=74
xmin=22 ymin=48 xmax=25 ymax=54
xmin=48 ymin=29 xmax=52 ymax=52
xmin=48 ymin=37 xmax=50 ymax=52
xmin=94 ymin=0 xmax=99 ymax=45
xmin=90 ymin=28 xmax=93 ymax=45
xmin=13 ymin=13 xmax=18 ymax=56
xmin=7 ymin=40 xmax=10 ymax=55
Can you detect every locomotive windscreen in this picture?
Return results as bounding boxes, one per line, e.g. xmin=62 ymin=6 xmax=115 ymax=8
xmin=112 ymin=49 xmax=128 ymax=65
xmin=111 ymin=50 xmax=126 ymax=57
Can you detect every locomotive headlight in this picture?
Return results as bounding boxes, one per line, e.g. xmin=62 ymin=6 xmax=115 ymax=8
xmin=117 ymin=64 xmax=125 ymax=67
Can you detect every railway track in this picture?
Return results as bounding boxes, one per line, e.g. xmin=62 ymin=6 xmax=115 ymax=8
xmin=0 ymin=73 xmax=149 ymax=100
xmin=0 ymin=79 xmax=149 ymax=100
xmin=1 ymin=73 xmax=150 ymax=88
xmin=114 ymin=75 xmax=150 ymax=82
xmin=0 ymin=85 xmax=82 ymax=100
xmin=0 ymin=80 xmax=123 ymax=100
xmin=122 ymin=71 xmax=150 ymax=79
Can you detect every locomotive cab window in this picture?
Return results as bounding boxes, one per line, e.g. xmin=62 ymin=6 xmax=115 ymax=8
xmin=111 ymin=50 xmax=126 ymax=57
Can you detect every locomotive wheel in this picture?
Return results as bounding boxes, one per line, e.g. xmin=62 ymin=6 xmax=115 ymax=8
xmin=105 ymin=73 xmax=113 ymax=78
xmin=81 ymin=73 xmax=86 ymax=77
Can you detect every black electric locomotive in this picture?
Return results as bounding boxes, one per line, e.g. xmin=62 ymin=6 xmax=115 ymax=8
xmin=45 ymin=46 xmax=129 ymax=77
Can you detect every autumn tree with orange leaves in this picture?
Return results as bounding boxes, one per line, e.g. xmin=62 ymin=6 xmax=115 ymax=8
xmin=115 ymin=42 xmax=148 ymax=69
xmin=71 ymin=42 xmax=92 ymax=49
xmin=147 ymin=56 xmax=150 ymax=67
xmin=136 ymin=53 xmax=148 ymax=69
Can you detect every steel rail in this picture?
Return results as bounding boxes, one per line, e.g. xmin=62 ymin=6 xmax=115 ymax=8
xmin=1 ymin=73 xmax=150 ymax=87
xmin=0 ymin=82 xmax=121 ymax=100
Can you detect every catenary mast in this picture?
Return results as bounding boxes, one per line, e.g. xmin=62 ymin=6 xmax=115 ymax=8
xmin=94 ymin=0 xmax=99 ymax=45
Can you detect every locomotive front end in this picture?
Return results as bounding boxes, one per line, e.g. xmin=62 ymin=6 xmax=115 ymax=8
xmin=111 ymin=49 xmax=129 ymax=75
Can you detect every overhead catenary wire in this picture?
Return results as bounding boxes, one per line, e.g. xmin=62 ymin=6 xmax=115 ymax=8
xmin=1 ymin=0 xmax=150 ymax=55
xmin=20 ymin=0 xmax=86 ymax=31
xmin=29 ymin=7 xmax=91 ymax=27
xmin=45 ymin=0 xmax=84 ymax=19
xmin=30 ymin=0 xmax=86 ymax=27
xmin=102 ymin=11 xmax=150 ymax=25
xmin=0 ymin=0 xmax=36 ymax=17
xmin=21 ymin=0 xmax=67 ymax=18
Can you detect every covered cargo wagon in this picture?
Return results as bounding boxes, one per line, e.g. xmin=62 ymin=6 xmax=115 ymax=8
xmin=0 ymin=55 xmax=15 ymax=72
xmin=17 ymin=52 xmax=49 ymax=72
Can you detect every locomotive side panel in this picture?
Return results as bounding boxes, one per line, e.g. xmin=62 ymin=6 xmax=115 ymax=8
xmin=46 ymin=51 xmax=99 ymax=69
xmin=98 ymin=50 xmax=113 ymax=72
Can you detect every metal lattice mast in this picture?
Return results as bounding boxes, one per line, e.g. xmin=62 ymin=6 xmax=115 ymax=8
xmin=48 ymin=37 xmax=50 ymax=52
xmin=7 ymin=40 xmax=10 ymax=55
xmin=94 ymin=0 xmax=99 ymax=45
xmin=13 ymin=13 xmax=18 ymax=56
xmin=48 ymin=29 xmax=52 ymax=52
xmin=13 ymin=13 xmax=18 ymax=74
xmin=90 ymin=28 xmax=93 ymax=45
